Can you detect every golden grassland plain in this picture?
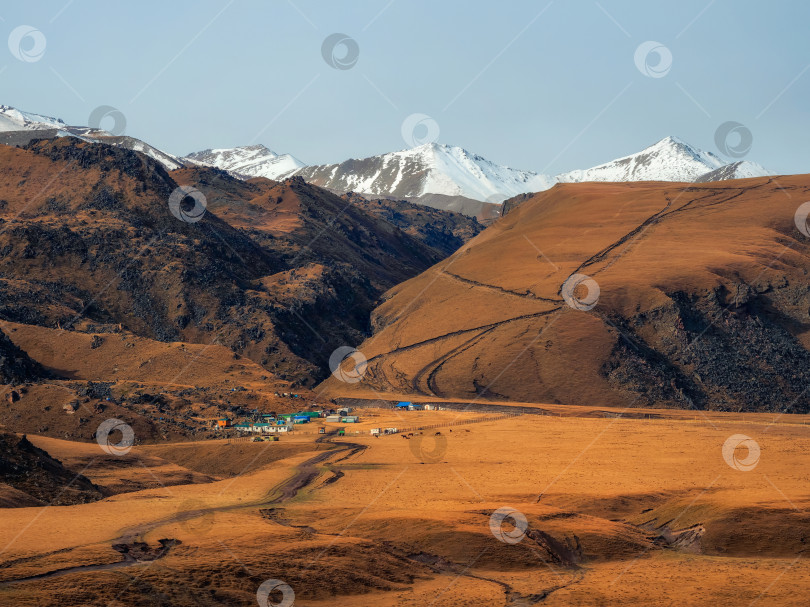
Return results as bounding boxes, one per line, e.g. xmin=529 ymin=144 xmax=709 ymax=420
xmin=1 ymin=406 xmax=809 ymax=606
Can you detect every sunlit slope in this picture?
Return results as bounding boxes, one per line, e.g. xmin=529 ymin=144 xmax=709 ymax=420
xmin=323 ymin=176 xmax=810 ymax=411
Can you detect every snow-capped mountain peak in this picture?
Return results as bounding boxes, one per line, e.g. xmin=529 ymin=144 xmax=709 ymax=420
xmin=185 ymin=144 xmax=279 ymax=166
xmin=296 ymin=142 xmax=554 ymax=203
xmin=556 ymin=136 xmax=727 ymax=184
xmin=183 ymin=144 xmax=306 ymax=181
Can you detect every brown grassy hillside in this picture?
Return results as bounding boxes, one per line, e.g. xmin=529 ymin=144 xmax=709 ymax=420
xmin=0 ymin=320 xmax=312 ymax=443
xmin=321 ymin=176 xmax=810 ymax=412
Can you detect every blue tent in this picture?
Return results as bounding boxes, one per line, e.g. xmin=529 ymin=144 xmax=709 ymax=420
xmin=396 ymin=401 xmax=411 ymax=408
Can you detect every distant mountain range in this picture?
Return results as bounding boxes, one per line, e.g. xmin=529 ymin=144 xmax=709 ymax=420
xmin=191 ymin=138 xmax=771 ymax=205
xmin=295 ymin=143 xmax=556 ymax=202
xmin=0 ymin=105 xmax=774 ymax=216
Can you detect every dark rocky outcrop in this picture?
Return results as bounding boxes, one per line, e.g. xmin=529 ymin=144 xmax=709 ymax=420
xmin=0 ymin=433 xmax=106 ymax=506
xmin=0 ymin=328 xmax=46 ymax=385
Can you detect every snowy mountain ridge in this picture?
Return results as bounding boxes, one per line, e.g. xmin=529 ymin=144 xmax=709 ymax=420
xmin=184 ymin=144 xmax=305 ymax=181
xmin=289 ymin=143 xmax=557 ymax=203
xmin=0 ymin=105 xmax=184 ymax=170
xmin=0 ymin=105 xmax=68 ymax=132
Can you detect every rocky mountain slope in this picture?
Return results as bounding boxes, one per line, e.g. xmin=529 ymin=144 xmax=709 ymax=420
xmin=320 ymin=175 xmax=810 ymax=412
xmin=0 ymin=318 xmax=312 ymax=444
xmin=0 ymin=138 xmax=441 ymax=387
xmin=340 ymin=192 xmax=484 ymax=257
xmin=0 ymin=105 xmax=68 ymax=132
xmin=695 ymin=160 xmax=771 ymax=182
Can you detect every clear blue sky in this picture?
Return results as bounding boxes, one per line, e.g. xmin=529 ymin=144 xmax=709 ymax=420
xmin=2 ymin=0 xmax=808 ymax=175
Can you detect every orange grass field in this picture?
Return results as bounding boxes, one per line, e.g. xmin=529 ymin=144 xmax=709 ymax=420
xmin=1 ymin=405 xmax=809 ymax=606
